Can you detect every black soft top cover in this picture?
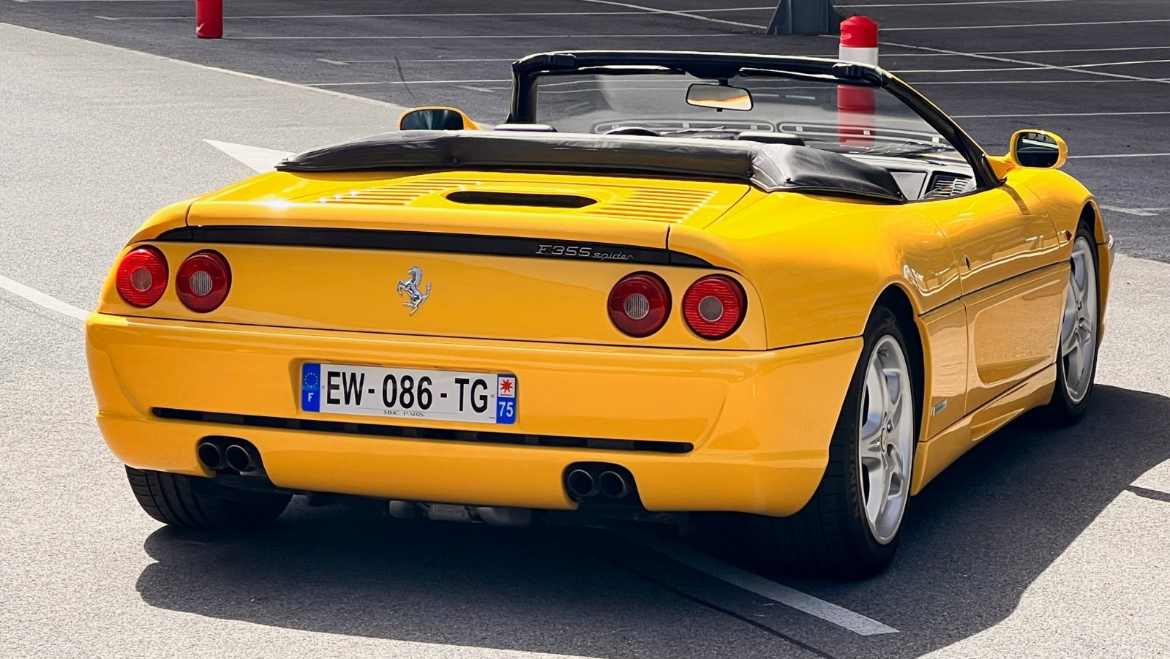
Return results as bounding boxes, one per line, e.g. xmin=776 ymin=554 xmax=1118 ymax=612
xmin=277 ymin=131 xmax=904 ymax=203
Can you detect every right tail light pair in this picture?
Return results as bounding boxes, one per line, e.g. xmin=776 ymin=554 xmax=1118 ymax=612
xmin=114 ymin=247 xmax=231 ymax=313
xmin=607 ymin=272 xmax=745 ymax=340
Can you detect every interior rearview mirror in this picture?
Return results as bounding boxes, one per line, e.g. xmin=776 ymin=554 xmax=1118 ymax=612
xmin=686 ymin=84 xmax=753 ymax=112
xmin=398 ymin=107 xmax=475 ymax=131
xmin=1010 ymin=130 xmax=1067 ymax=169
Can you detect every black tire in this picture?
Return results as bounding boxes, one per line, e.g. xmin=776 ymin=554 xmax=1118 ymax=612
xmin=1037 ymin=222 xmax=1100 ymax=426
xmin=751 ymin=306 xmax=917 ymax=578
xmin=125 ymin=466 xmax=290 ymax=531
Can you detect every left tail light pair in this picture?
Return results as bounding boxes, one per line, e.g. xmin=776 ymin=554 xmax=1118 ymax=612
xmin=115 ymin=247 xmax=230 ymax=312
xmin=607 ymin=272 xmax=745 ymax=340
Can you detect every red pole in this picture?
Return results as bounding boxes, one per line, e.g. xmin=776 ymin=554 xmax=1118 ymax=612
xmin=837 ymin=16 xmax=879 ymax=146
xmin=195 ymin=0 xmax=223 ymax=39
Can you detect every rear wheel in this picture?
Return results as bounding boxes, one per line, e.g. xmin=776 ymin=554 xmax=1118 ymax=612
xmin=1038 ymin=224 xmax=1100 ymax=425
xmin=752 ymin=306 xmax=917 ymax=578
xmin=125 ymin=467 xmax=290 ymax=531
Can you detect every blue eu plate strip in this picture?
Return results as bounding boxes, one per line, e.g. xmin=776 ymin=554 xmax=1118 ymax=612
xmin=301 ymin=363 xmax=321 ymax=412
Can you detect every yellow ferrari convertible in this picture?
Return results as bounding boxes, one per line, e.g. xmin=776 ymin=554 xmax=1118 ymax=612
xmin=87 ymin=51 xmax=1113 ymax=577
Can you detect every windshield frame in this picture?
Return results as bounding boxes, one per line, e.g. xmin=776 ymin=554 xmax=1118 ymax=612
xmin=508 ymin=51 xmax=1000 ymax=191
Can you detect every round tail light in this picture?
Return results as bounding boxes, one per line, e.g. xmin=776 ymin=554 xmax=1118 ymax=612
xmin=682 ymin=275 xmax=746 ymax=340
xmin=608 ymin=273 xmax=670 ymax=338
xmin=115 ymin=246 xmax=168 ymax=308
xmin=176 ymin=250 xmax=232 ymax=313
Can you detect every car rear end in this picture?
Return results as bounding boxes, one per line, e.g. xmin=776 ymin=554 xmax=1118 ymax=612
xmin=86 ymin=170 xmax=861 ymax=518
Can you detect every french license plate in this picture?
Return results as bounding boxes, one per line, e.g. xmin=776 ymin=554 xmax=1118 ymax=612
xmin=300 ymin=363 xmax=516 ymax=425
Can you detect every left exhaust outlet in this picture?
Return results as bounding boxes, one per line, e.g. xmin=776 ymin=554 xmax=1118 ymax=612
xmin=197 ymin=442 xmax=225 ymax=470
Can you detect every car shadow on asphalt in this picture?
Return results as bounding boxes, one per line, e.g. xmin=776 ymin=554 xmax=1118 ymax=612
xmin=135 ymin=385 xmax=1170 ymax=658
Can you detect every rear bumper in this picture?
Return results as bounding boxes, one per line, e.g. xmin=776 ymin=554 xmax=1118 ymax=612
xmin=86 ymin=314 xmax=861 ymax=516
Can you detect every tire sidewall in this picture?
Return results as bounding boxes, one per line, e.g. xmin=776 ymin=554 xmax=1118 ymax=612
xmin=1050 ymin=223 xmax=1101 ymax=420
xmin=838 ymin=307 xmax=917 ymax=567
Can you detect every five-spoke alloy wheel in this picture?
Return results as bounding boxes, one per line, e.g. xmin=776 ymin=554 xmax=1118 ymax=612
xmin=1041 ymin=223 xmax=1101 ymax=424
xmin=752 ymin=305 xmax=917 ymax=578
xmin=858 ymin=335 xmax=915 ymax=546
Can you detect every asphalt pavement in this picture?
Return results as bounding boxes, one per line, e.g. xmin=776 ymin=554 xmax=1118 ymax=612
xmin=2 ymin=2 xmax=1170 ymax=658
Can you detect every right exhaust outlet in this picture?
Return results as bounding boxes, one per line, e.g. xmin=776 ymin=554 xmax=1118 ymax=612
xmin=598 ymin=471 xmax=631 ymax=499
xmin=224 ymin=443 xmax=262 ymax=472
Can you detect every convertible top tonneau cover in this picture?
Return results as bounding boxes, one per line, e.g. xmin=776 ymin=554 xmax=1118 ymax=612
xmin=277 ymin=131 xmax=905 ymax=203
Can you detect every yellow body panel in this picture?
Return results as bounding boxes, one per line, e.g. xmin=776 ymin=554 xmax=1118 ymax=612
xmin=88 ymin=150 xmax=1113 ymax=515
xmin=913 ymin=364 xmax=1057 ymax=494
xmin=920 ymin=300 xmax=968 ymax=438
xmin=963 ymin=264 xmax=1066 ymax=412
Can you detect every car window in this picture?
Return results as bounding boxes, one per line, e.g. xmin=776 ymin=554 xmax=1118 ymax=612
xmin=534 ymin=72 xmax=968 ymax=166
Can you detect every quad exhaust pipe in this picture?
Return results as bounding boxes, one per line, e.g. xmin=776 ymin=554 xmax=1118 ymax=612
xmin=565 ymin=463 xmax=636 ymax=502
xmin=198 ymin=438 xmax=262 ymax=473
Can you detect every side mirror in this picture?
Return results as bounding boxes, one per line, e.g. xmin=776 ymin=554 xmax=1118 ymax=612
xmin=686 ymin=83 xmax=753 ymax=111
xmin=1009 ymin=130 xmax=1067 ymax=169
xmin=398 ymin=107 xmax=478 ymax=131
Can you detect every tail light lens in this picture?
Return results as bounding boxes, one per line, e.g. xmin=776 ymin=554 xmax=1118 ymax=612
xmin=115 ymin=246 xmax=168 ymax=308
xmin=176 ymin=250 xmax=232 ymax=313
xmin=608 ymin=273 xmax=670 ymax=337
xmin=683 ymin=275 xmax=746 ymax=340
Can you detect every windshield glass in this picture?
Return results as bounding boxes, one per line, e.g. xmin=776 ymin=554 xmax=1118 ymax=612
xmin=534 ymin=71 xmax=964 ymax=161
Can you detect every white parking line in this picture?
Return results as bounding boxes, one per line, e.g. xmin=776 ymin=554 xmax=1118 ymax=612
xmin=204 ymin=139 xmax=293 ymax=172
xmin=978 ymin=45 xmax=1170 ymax=56
xmin=1070 ymin=153 xmax=1170 ymax=159
xmin=915 ymin=78 xmax=1170 ymax=85
xmin=320 ymin=58 xmax=516 ymax=66
xmin=1100 ymin=206 xmax=1170 ymax=216
xmin=884 ymin=18 xmax=1170 ymax=31
xmin=574 ymin=0 xmax=763 ymax=29
xmin=840 ymin=0 xmax=1079 ymax=4
xmin=12 ymin=0 xmax=188 ymax=2
xmin=897 ymin=58 xmax=1170 ymax=73
xmin=305 ymin=79 xmax=509 ymax=87
xmin=880 ymin=41 xmax=1170 ymax=85
xmin=896 ymin=66 xmax=1043 ymax=73
xmin=885 ymin=45 xmax=1170 ymax=58
xmin=0 ymin=275 xmax=88 ymax=321
xmin=408 ymin=58 xmax=517 ymax=63
xmin=687 ymin=6 xmax=773 ymax=12
xmin=620 ymin=530 xmax=898 ymax=636
xmin=1070 ymin=58 xmax=1170 ymax=69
